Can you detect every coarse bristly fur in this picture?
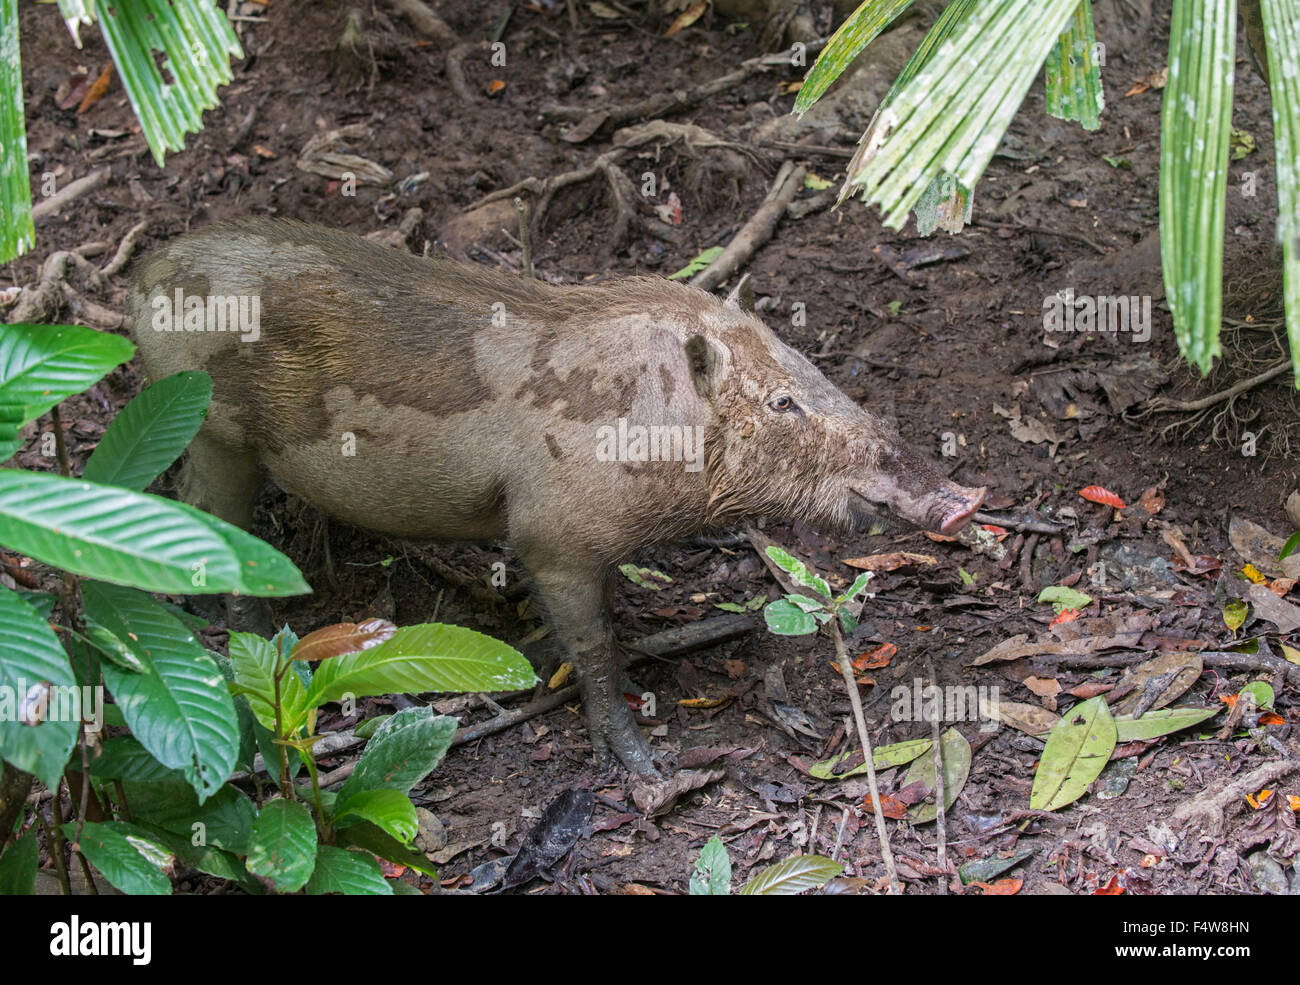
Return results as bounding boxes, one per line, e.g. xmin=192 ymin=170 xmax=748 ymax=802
xmin=126 ymin=217 xmax=984 ymax=772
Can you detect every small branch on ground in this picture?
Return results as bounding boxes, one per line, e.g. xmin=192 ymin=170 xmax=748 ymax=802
xmin=691 ymin=160 xmax=805 ymax=292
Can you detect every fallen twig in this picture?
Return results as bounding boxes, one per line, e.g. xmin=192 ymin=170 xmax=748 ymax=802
xmin=32 ymin=169 xmax=110 ymax=223
xmin=691 ymin=161 xmax=805 ymax=293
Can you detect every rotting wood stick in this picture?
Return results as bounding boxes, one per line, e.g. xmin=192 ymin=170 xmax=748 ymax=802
xmin=691 ymin=161 xmax=805 ymax=293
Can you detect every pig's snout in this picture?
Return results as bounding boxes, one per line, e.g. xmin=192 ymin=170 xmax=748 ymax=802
xmin=933 ymin=482 xmax=986 ymax=534
xmin=851 ymin=443 xmax=986 ymax=535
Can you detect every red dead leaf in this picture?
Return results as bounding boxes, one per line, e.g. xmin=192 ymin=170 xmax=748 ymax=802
xmin=1049 ymin=608 xmax=1080 ymax=628
xmin=291 ymin=618 xmax=397 ymax=663
xmin=1094 ymin=874 xmax=1125 ymax=895
xmin=862 ymin=794 xmax=908 ymax=819
xmin=77 ymin=63 xmax=113 ymax=114
xmin=981 ymin=524 xmax=1009 ymax=540
xmin=1079 ymin=485 xmax=1126 ymax=509
xmin=1068 ymin=681 xmax=1113 ymax=699
xmin=1136 ymin=485 xmax=1165 ymax=516
xmin=853 ymin=642 xmax=896 ymax=671
xmin=971 ymin=878 xmax=1022 ymax=895
xmin=486 ymin=80 xmax=506 ymax=96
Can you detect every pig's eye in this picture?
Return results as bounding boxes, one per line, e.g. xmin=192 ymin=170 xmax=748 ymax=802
xmin=770 ymin=395 xmax=798 ymax=413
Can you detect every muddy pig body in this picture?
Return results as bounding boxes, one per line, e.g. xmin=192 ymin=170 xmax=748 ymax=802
xmin=127 ymin=218 xmax=984 ymax=774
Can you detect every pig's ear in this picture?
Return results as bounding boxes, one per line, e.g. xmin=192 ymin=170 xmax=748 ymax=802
xmin=685 ymin=334 xmax=721 ymax=401
xmin=723 ymin=274 xmax=755 ymax=314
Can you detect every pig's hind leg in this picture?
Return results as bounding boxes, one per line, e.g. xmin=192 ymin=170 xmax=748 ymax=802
xmin=177 ymin=435 xmax=276 ymax=635
xmin=521 ymin=556 xmax=659 ymax=776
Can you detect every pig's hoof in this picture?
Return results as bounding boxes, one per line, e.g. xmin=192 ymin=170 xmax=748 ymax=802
xmin=594 ymin=719 xmax=661 ymax=778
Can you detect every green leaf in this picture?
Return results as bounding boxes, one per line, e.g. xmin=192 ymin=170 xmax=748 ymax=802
xmin=90 ymin=736 xmax=188 ymax=785
xmin=617 ymin=564 xmax=672 ymax=590
xmin=300 ymin=624 xmax=535 ymax=717
xmin=1037 ymin=585 xmax=1093 ymax=613
xmin=1031 ymin=696 xmax=1117 ymax=810
xmin=763 ymin=597 xmax=818 ymax=635
xmin=843 ymin=570 xmax=873 ymax=602
xmin=667 ymin=245 xmax=724 ymax=280
xmin=95 ymin=0 xmax=243 ymax=167
xmin=1044 ymin=0 xmax=1103 ymax=130
xmin=334 ymin=788 xmax=418 ymax=844
xmin=808 ymin=737 xmax=932 ymax=779
xmin=843 ymin=0 xmax=1081 ymax=227
xmin=82 ymin=370 xmax=212 ymax=490
xmin=0 ymin=324 xmax=133 ymax=457
xmin=1112 ymin=706 xmax=1219 ymax=742
xmin=738 ymin=854 xmax=843 ymax=895
xmin=0 ymin=586 xmax=78 ymax=791
xmin=905 ymin=727 xmax=971 ymax=823
xmin=306 ymin=845 xmax=393 ymax=895
xmin=115 ymin=780 xmax=255 ymax=854
xmin=70 ymin=821 xmax=173 ymax=895
xmin=339 ymin=707 xmax=457 ymax=802
xmin=764 ymin=545 xmax=831 ymax=598
xmin=0 ymin=470 xmax=310 ymax=596
xmin=77 ymin=622 xmax=145 ymax=673
xmin=794 ymin=0 xmax=916 ymax=115
xmin=227 ymin=630 xmax=309 ymax=735
xmin=338 ymin=820 xmax=440 ymax=879
xmin=115 ymin=820 xmax=260 ymax=893
xmin=1259 ymin=0 xmax=1300 ymax=388
xmin=83 ymin=582 xmax=238 ymax=802
xmin=245 ymin=798 xmax=318 ymax=893
xmin=1159 ymin=0 xmax=1234 ymax=376
xmin=1281 ymin=530 xmax=1300 ymax=561
xmin=0 ymin=0 xmax=34 ymax=263
xmin=13 ymin=589 xmax=54 ymax=619
xmin=957 ymin=566 xmax=976 ymax=586
xmin=690 ymin=835 xmax=732 ymax=895
xmin=0 ymin=829 xmax=38 ymax=894
xmin=352 ymin=714 xmax=391 ymax=740
xmin=1241 ymin=680 xmax=1275 ymax=711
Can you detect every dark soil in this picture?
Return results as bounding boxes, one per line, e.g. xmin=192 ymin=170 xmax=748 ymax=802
xmin=7 ymin=1 xmax=1298 ymax=896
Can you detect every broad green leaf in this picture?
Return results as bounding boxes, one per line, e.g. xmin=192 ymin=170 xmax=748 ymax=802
xmin=334 ymin=788 xmax=418 ymax=844
xmin=794 ymin=0 xmax=915 ymax=115
xmin=808 ymin=737 xmax=932 ymax=779
xmin=112 ymin=820 xmax=260 ymax=893
xmin=0 ymin=324 xmax=133 ymax=426
xmin=1281 ymin=530 xmax=1300 ymax=561
xmin=689 ymin=835 xmax=731 ymax=895
xmin=1241 ymin=680 xmax=1275 ymax=711
xmin=306 ymin=845 xmax=393 ymax=896
xmin=905 ymin=727 xmax=971 ymax=823
xmin=0 ymin=470 xmax=310 ymax=596
xmin=83 ymin=582 xmax=238 ymax=802
xmin=56 ymin=0 xmax=94 ymax=45
xmin=353 ymin=714 xmax=391 ymax=740
xmin=13 ymin=589 xmax=54 ymax=619
xmin=90 ymin=735 xmax=187 ymax=785
xmin=1159 ymin=0 xmax=1234 ymax=375
xmin=667 ymin=245 xmax=724 ymax=280
xmin=300 ymin=624 xmax=535 ymax=716
xmin=0 ymin=586 xmax=78 ymax=791
xmin=339 ymin=707 xmax=457 ymax=802
xmin=1038 ymin=585 xmax=1093 ymax=613
xmin=764 ymin=546 xmax=831 ymax=597
xmin=1113 ymin=706 xmax=1219 ymax=742
xmin=738 ymin=854 xmax=843 ymax=895
xmin=82 ymin=370 xmax=212 ymax=490
xmin=96 ymin=0 xmax=243 ymax=167
xmin=227 ymin=630 xmax=309 ymax=735
xmin=763 ymin=597 xmax=818 ymax=636
xmin=1031 ymin=696 xmax=1117 ymax=811
xmin=842 ymin=570 xmax=873 ymax=602
xmin=0 ymin=1 xmax=34 ymax=263
xmin=69 ymin=821 xmax=173 ymax=895
xmin=0 ymin=829 xmax=38 ymax=894
xmin=245 ymin=799 xmax=317 ymax=893
xmin=1044 ymin=0 xmax=1103 ymax=130
xmin=1257 ymin=0 xmax=1300 ymax=388
xmin=1223 ymin=599 xmax=1249 ymax=634
xmin=339 ymin=821 xmax=440 ymax=879
xmin=78 ymin=622 xmax=145 ymax=673
xmin=114 ymin=781 xmax=255 ymax=854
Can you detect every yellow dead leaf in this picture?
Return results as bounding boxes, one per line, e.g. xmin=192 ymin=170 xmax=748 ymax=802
xmin=548 ymin=661 xmax=573 ymax=689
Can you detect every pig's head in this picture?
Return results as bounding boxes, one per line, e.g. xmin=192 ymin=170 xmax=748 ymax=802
xmin=681 ymin=290 xmax=985 ymax=536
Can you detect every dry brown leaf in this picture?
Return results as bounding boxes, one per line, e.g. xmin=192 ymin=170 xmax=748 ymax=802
xmin=291 ymin=617 xmax=397 ymax=662
xmin=842 ymin=551 xmax=938 ymax=572
xmin=1111 ymin=651 xmax=1203 ymax=715
xmin=77 ymin=63 xmax=113 ymax=114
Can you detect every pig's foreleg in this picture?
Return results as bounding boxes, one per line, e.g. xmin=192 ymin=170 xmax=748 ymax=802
xmin=524 ymin=561 xmax=659 ymax=775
